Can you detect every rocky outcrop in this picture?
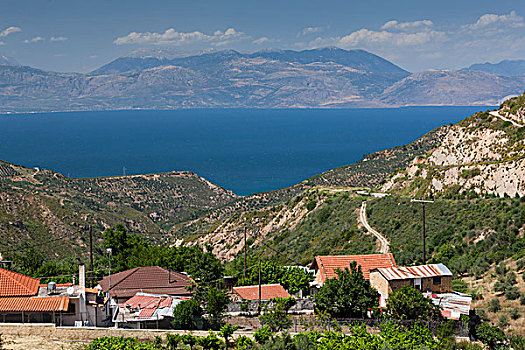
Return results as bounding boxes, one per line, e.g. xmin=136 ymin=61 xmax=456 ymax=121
xmin=382 ymin=93 xmax=525 ymax=198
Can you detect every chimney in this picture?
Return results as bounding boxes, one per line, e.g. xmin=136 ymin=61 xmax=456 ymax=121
xmin=79 ymin=264 xmax=86 ymax=294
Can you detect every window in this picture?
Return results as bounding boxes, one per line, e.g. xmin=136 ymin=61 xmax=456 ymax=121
xmin=433 ymin=277 xmax=441 ymax=285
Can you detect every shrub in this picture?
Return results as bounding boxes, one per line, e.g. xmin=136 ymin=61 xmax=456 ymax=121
xmin=219 ymin=323 xmax=239 ymax=349
xmin=253 ymin=325 xmax=273 ymax=345
xmin=510 ymin=307 xmax=521 ymax=320
xmin=521 ymin=293 xmax=525 ymax=305
xmin=85 ymin=336 xmax=156 ymax=350
xmin=166 ymin=334 xmax=182 ymax=350
xmin=487 ymin=299 xmax=500 ymax=313
xmin=234 ymin=335 xmax=254 ymax=350
xmin=475 ymin=323 xmax=506 ymax=349
xmin=172 ymin=299 xmax=203 ymax=330
xmin=498 ymin=314 xmax=509 ymax=329
xmin=504 ymin=286 xmax=520 ymax=300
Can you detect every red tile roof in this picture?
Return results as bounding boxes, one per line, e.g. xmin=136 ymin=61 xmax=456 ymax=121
xmin=0 ymin=267 xmax=40 ymax=297
xmin=312 ymin=254 xmax=397 ymax=282
xmin=0 ymin=297 xmax=69 ymax=312
xmin=233 ymin=284 xmax=290 ymax=301
xmin=98 ymin=266 xmax=192 ymax=300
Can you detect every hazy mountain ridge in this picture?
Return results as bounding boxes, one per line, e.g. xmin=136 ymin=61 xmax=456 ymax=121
xmin=462 ymin=59 xmax=525 ymax=76
xmin=2 ymin=48 xmax=525 ymax=112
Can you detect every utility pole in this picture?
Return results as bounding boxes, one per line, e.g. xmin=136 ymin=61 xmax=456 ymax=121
xmin=411 ymin=199 xmax=434 ymax=264
xmin=106 ymin=248 xmax=112 ymax=290
xmin=258 ymin=259 xmax=262 ymax=309
xmin=89 ymin=225 xmax=94 ymax=288
xmin=244 ymin=227 xmax=247 ymax=280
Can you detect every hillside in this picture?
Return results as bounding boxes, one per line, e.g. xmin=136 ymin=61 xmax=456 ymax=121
xmin=1 ymin=48 xmax=525 ymax=112
xmin=0 ymin=161 xmax=237 ymax=260
xmin=381 ymin=92 xmax=525 ymax=198
xmin=380 ymin=70 xmax=525 ymax=106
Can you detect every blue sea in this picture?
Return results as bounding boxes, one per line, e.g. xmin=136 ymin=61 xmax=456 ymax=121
xmin=0 ymin=107 xmax=489 ymax=195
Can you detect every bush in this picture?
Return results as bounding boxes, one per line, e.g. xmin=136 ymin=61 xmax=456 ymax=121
xmin=504 ymin=286 xmax=520 ymax=300
xmin=498 ymin=314 xmax=509 ymax=329
xmin=254 ymin=325 xmax=273 ymax=345
xmin=85 ymin=336 xmax=157 ymax=350
xmin=172 ymin=299 xmax=203 ymax=330
xmin=487 ymin=299 xmax=500 ymax=313
xmin=234 ymin=335 xmax=254 ymax=350
xmin=510 ymin=307 xmax=521 ymax=320
xmin=521 ymin=293 xmax=525 ymax=305
xmin=475 ymin=323 xmax=507 ymax=349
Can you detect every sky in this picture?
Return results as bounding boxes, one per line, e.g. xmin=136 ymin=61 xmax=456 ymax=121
xmin=1 ymin=0 xmax=525 ymax=73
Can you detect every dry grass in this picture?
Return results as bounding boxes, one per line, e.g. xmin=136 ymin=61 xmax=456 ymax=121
xmin=2 ymin=334 xmax=85 ymax=350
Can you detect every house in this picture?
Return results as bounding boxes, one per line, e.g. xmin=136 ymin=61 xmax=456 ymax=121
xmin=97 ymin=266 xmax=193 ymax=323
xmin=310 ymin=254 xmax=397 ymax=289
xmin=113 ymin=292 xmax=189 ymax=329
xmin=369 ymin=263 xmax=453 ymax=307
xmin=232 ymin=284 xmax=290 ymax=301
xmin=97 ymin=266 xmax=193 ymax=305
xmin=0 ymin=265 xmax=103 ymax=326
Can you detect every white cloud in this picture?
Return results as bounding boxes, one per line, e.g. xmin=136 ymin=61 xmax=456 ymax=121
xmin=114 ymin=27 xmax=249 ymax=46
xmin=297 ymin=26 xmax=325 ymax=37
xmin=0 ymin=26 xmax=21 ymax=38
xmin=24 ymin=36 xmax=44 ymax=44
xmin=465 ymin=11 xmax=525 ymax=30
xmin=338 ymin=28 xmax=446 ymax=47
xmin=253 ymin=37 xmax=270 ymax=45
xmin=50 ymin=36 xmax=68 ymax=42
xmin=89 ymin=55 xmax=98 ymax=59
xmin=381 ymin=20 xmax=433 ymax=31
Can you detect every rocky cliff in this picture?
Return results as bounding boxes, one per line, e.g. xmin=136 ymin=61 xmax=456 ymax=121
xmin=382 ymin=92 xmax=525 ymax=198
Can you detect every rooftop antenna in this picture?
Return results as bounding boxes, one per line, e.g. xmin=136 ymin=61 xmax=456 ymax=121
xmin=411 ymin=199 xmax=434 ymax=264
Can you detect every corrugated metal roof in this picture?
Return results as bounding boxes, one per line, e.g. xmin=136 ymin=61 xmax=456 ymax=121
xmin=233 ymin=284 xmax=290 ymax=301
xmin=312 ymin=254 xmax=397 ymax=281
xmin=0 ymin=296 xmax=69 ymax=312
xmin=0 ymin=267 xmax=40 ymax=297
xmin=374 ymin=263 xmax=452 ymax=280
xmin=430 ymin=292 xmax=471 ymax=318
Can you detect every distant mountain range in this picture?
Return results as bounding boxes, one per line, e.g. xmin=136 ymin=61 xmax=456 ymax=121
xmin=461 ymin=59 xmax=525 ymax=76
xmin=0 ymin=48 xmax=524 ymax=112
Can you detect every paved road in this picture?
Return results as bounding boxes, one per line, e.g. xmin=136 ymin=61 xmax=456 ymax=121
xmin=489 ymin=111 xmax=524 ymax=128
xmin=359 ymin=201 xmax=390 ymax=253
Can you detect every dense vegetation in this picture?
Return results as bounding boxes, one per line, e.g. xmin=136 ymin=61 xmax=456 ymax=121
xmin=241 ymin=192 xmax=376 ymax=266
xmin=367 ymin=196 xmax=525 ymax=276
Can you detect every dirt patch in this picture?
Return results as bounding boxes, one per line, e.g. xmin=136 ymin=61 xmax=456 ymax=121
xmin=2 ymin=334 xmax=80 ymax=350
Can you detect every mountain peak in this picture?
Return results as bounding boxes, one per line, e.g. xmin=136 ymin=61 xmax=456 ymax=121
xmin=0 ymin=54 xmax=19 ymax=66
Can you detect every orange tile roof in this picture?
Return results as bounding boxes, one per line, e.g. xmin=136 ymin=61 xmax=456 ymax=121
xmin=0 ymin=267 xmax=40 ymax=297
xmin=0 ymin=297 xmax=69 ymax=312
xmin=312 ymin=254 xmax=397 ymax=282
xmin=98 ymin=266 xmax=192 ymax=299
xmin=233 ymin=284 xmax=290 ymax=301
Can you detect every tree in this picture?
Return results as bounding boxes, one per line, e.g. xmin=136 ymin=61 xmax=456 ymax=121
xmin=172 ymin=299 xmax=203 ymax=330
xmin=253 ymin=325 xmax=273 ymax=345
xmin=385 ymin=285 xmax=442 ymax=321
xmin=488 ymin=299 xmax=501 ymax=313
xmin=204 ymin=287 xmax=231 ymax=324
xmin=259 ymin=297 xmax=297 ymax=332
xmin=314 ymin=262 xmax=379 ymax=318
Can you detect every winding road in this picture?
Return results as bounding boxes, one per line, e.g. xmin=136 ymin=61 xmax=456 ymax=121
xmin=489 ymin=111 xmax=524 ymax=128
xmin=359 ymin=201 xmax=390 ymax=254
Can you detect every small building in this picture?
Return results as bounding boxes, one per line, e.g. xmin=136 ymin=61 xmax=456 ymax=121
xmin=369 ymin=263 xmax=453 ymax=307
xmin=97 ymin=266 xmax=193 ymax=305
xmin=0 ymin=265 xmax=103 ymax=326
xmin=113 ymin=292 xmax=188 ymax=329
xmin=310 ymin=254 xmax=397 ymax=290
xmin=232 ymin=284 xmax=290 ymax=302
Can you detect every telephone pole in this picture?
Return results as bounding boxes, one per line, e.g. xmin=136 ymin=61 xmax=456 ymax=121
xmin=89 ymin=225 xmax=94 ymax=288
xmin=411 ymin=199 xmax=434 ymax=264
xmin=258 ymin=259 xmax=262 ymax=308
xmin=243 ymin=227 xmax=247 ymax=280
